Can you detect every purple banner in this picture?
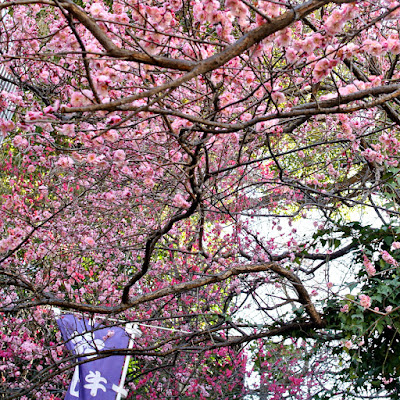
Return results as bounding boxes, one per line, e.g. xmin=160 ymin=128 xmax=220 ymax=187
xmin=57 ymin=315 xmax=131 ymax=400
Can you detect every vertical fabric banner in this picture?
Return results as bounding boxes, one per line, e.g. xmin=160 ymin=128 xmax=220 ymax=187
xmin=57 ymin=314 xmax=139 ymax=400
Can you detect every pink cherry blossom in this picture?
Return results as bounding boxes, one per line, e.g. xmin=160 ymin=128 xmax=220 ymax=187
xmin=56 ymin=156 xmax=74 ymax=169
xmin=59 ymin=124 xmax=75 ymax=137
xmin=381 ymin=250 xmax=397 ymax=266
xmin=103 ymin=130 xmax=119 ymax=143
xmin=344 ymin=340 xmax=353 ymax=349
xmin=70 ymin=91 xmax=92 ymax=107
xmin=173 ymin=193 xmax=191 ymax=209
xmin=2 ymin=1 xmax=400 ymax=398
xmin=90 ymin=3 xmax=106 ymax=17
xmin=0 ymin=118 xmax=15 ymax=134
xmin=83 ymin=236 xmax=96 ymax=247
xmin=391 ymin=242 xmax=400 ymax=250
xmin=387 ymin=37 xmax=400 ymax=54
xmin=340 ymin=304 xmax=349 ymax=313
xmin=271 ymin=91 xmax=286 ymax=104
xmin=313 ymin=59 xmax=331 ymax=82
xmin=361 ymin=148 xmax=384 ymax=164
xmin=363 ymin=39 xmax=385 ymax=56
xmin=359 ymin=294 xmax=372 ymax=309
xmin=113 ymin=149 xmax=126 ymax=162
xmin=87 ymin=153 xmax=97 ymax=163
xmin=363 ymin=255 xmax=376 ymax=276
xmin=325 ymin=9 xmax=345 ymax=35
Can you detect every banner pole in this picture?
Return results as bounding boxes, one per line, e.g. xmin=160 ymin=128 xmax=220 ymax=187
xmin=115 ymin=324 xmax=137 ymax=400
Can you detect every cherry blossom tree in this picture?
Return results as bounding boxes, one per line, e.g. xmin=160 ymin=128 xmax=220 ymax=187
xmin=2 ymin=0 xmax=400 ymax=398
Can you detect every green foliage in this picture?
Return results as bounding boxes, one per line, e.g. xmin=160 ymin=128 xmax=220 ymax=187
xmin=316 ymin=222 xmax=400 ymax=397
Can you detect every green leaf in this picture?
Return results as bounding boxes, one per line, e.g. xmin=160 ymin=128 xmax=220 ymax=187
xmin=376 ymin=321 xmax=385 ymax=334
xmin=371 ymin=294 xmax=382 ymax=302
xmin=393 ymin=320 xmax=400 ymax=332
xmin=385 ymin=236 xmax=393 ymax=246
xmin=347 ymin=282 xmax=358 ymax=291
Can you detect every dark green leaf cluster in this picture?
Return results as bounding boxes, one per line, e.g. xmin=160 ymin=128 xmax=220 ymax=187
xmin=317 ymin=222 xmax=400 ymax=398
